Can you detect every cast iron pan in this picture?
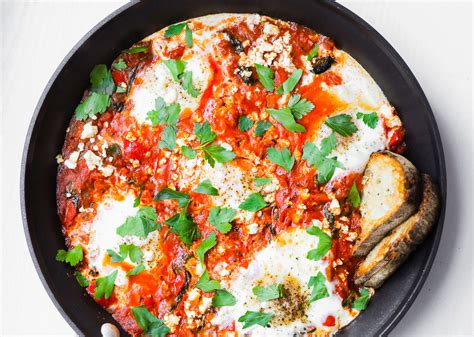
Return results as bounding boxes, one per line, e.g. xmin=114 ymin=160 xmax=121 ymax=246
xmin=21 ymin=0 xmax=446 ymax=336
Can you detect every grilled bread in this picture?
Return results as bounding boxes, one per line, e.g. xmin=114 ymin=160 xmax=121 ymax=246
xmin=353 ymin=151 xmax=421 ymax=257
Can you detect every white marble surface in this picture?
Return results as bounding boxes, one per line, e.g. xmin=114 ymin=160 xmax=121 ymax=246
xmin=1 ymin=1 xmax=472 ymax=336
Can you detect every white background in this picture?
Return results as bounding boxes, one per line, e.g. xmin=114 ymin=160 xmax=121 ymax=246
xmin=1 ymin=1 xmax=472 ymax=336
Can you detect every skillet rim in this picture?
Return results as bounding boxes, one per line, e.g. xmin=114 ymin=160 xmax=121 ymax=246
xmin=20 ymin=1 xmax=447 ymax=336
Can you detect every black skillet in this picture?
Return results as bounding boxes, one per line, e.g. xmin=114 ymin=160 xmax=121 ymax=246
xmin=21 ymin=1 xmax=446 ymax=336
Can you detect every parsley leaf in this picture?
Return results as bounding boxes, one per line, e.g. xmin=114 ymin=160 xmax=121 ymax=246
xmin=238 ymin=116 xmax=254 ymax=131
xmin=302 ymin=142 xmax=343 ymax=183
xmin=202 ymin=145 xmax=236 ymax=167
xmin=181 ymin=145 xmax=196 ymax=159
xmin=56 ymin=246 xmax=83 ymax=267
xmin=352 ymin=288 xmax=370 ymax=310
xmin=238 ymin=311 xmax=274 ymax=329
xmin=94 ymin=270 xmax=118 ymax=299
xmin=181 ymin=71 xmax=199 ymax=97
xmin=306 ymin=226 xmax=332 ymax=261
xmin=253 ymin=177 xmax=272 ymax=187
xmin=107 ymin=249 xmax=124 ymax=262
xmin=307 ymin=43 xmax=319 ymax=61
xmin=325 ymin=114 xmax=358 ymax=136
xmin=356 ymin=112 xmax=378 ymax=129
xmin=158 ymin=125 xmax=177 ymax=150
xmin=320 ymin=132 xmax=337 ymax=156
xmin=74 ymin=271 xmax=89 ymax=287
xmin=254 ymin=121 xmax=272 ymax=136
xmin=124 ymin=46 xmax=148 ymax=54
xmin=75 ymin=92 xmax=109 ymax=120
xmin=196 ymin=269 xmax=221 ymax=292
xmin=154 ymin=188 xmax=190 ymax=207
xmin=90 ymin=64 xmax=115 ymax=95
xmin=288 ymin=94 xmax=315 ymax=119
xmin=165 ymin=211 xmax=198 ymax=248
xmin=196 ymin=232 xmax=217 ymax=266
xmin=194 ymin=121 xmax=216 ymax=145
xmin=116 ymin=206 xmax=159 ymax=238
xmin=253 ymin=284 xmax=284 ymax=301
xmin=276 ymin=69 xmax=303 ymax=95
xmin=317 ymin=156 xmax=343 ymax=183
xmin=239 ymin=193 xmax=268 ymax=212
xmin=164 ymin=23 xmax=186 ymax=38
xmin=127 ymin=263 xmax=146 ymax=276
xmin=185 ymin=24 xmax=193 ymax=48
xmin=131 ymin=305 xmax=170 ymax=337
xmin=266 ymin=147 xmax=295 ymax=172
xmin=147 ymin=97 xmax=181 ymax=126
xmin=113 ymin=58 xmax=127 ymax=70
xmin=163 ymin=59 xmax=186 ymax=82
xmin=107 ymin=244 xmax=143 ymax=264
xmin=308 ymin=272 xmax=330 ymax=303
xmin=212 ymin=289 xmax=237 ymax=307
xmin=347 ymin=183 xmax=361 ymax=208
xmin=254 ymin=63 xmax=274 ymax=91
xmin=134 ymin=186 xmax=143 ymax=207
xmin=267 ymin=107 xmax=306 ymax=132
xmin=208 ymin=207 xmax=236 ymax=233
xmin=194 ymin=179 xmax=218 ymax=195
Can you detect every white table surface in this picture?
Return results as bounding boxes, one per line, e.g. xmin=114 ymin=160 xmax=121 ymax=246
xmin=1 ymin=1 xmax=472 ymax=336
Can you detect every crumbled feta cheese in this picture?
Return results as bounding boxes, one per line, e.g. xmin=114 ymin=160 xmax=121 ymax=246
xmin=220 ymin=142 xmax=233 ymax=151
xmin=56 ymin=154 xmax=64 ymax=164
xmin=247 ymin=223 xmax=259 ymax=235
xmin=99 ymin=165 xmax=115 ymax=177
xmin=263 ymin=23 xmax=279 ymax=35
xmin=100 ymin=323 xmax=120 ymax=337
xmin=64 ymin=151 xmax=80 ymax=169
xmin=83 ymin=150 xmax=101 ymax=170
xmin=329 ymin=198 xmax=341 ymax=215
xmin=80 ymin=122 xmax=98 ymax=139
xmin=198 ymin=296 xmax=213 ymax=314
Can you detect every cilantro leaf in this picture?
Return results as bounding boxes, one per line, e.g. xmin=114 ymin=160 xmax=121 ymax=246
xmin=196 ymin=232 xmax=217 ymax=265
xmin=131 ymin=305 xmax=170 ymax=337
xmin=107 ymin=249 xmax=124 ymax=262
xmin=239 ymin=193 xmax=268 ymax=212
xmin=212 ymin=289 xmax=237 ymax=307
xmin=254 ymin=121 xmax=272 ymax=136
xmin=194 ymin=179 xmax=218 ymax=195
xmin=127 ymin=263 xmax=145 ymax=276
xmin=75 ymin=92 xmax=109 ymax=120
xmin=356 ymin=112 xmax=378 ymax=129
xmin=253 ymin=177 xmax=272 ymax=187
xmin=194 ymin=121 xmax=216 ymax=145
xmin=124 ymin=46 xmax=148 ymax=54
xmin=181 ymin=145 xmax=196 ymax=159
xmin=317 ymin=156 xmax=343 ymax=183
xmin=307 ymin=43 xmax=319 ymax=61
xmin=302 ymin=142 xmax=343 ymax=183
xmin=277 ymin=69 xmax=303 ymax=95
xmin=55 ymin=246 xmax=83 ymax=267
xmin=154 ymin=188 xmax=190 ymax=207
xmin=202 ymin=145 xmax=236 ymax=167
xmin=165 ymin=211 xmax=198 ymax=248
xmin=254 ymin=63 xmax=274 ymax=91
xmin=208 ymin=207 xmax=236 ymax=233
xmin=352 ymin=288 xmax=370 ymax=310
xmin=288 ymin=94 xmax=315 ymax=119
xmin=164 ymin=23 xmax=186 ymax=38
xmin=113 ymin=58 xmax=127 ymax=70
xmin=320 ymin=132 xmax=337 ymax=156
xmin=238 ymin=116 xmax=254 ymax=131
xmin=308 ymin=272 xmax=330 ymax=303
xmin=325 ymin=114 xmax=358 ymax=137
xmin=158 ymin=125 xmax=177 ymax=150
xmin=108 ymin=244 xmax=143 ymax=264
xmin=347 ymin=182 xmax=361 ymax=208
xmin=196 ymin=269 xmax=221 ymax=292
xmin=238 ymin=311 xmax=274 ymax=329
xmin=306 ymin=226 xmax=332 ymax=261
xmin=116 ymin=206 xmax=159 ymax=238
xmin=94 ymin=270 xmax=118 ymax=299
xmin=266 ymin=147 xmax=295 ymax=172
xmin=90 ymin=64 xmax=115 ymax=95
xmin=74 ymin=271 xmax=89 ymax=287
xmin=181 ymin=71 xmax=199 ymax=97
xmin=163 ymin=59 xmax=186 ymax=82
xmin=267 ymin=107 xmax=306 ymax=132
xmin=147 ymin=97 xmax=181 ymax=127
xmin=253 ymin=284 xmax=284 ymax=301
xmin=185 ymin=24 xmax=193 ymax=48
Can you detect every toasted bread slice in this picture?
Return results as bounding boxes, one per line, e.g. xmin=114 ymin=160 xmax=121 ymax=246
xmin=353 ymin=151 xmax=420 ymax=257
xmin=354 ymin=174 xmax=439 ymax=288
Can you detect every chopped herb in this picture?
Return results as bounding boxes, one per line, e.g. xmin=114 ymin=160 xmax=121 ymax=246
xmin=287 ymin=94 xmax=315 ymax=119
xmin=147 ymin=97 xmax=181 ymax=127
xmin=158 ymin=125 xmax=177 ymax=150
xmin=181 ymin=145 xmax=196 ymax=159
xmin=238 ymin=311 xmax=274 ymax=329
xmin=202 ymin=144 xmax=236 ymax=167
xmin=154 ymin=188 xmax=190 ymax=208
xmin=194 ymin=179 xmax=218 ymax=196
xmin=194 ymin=121 xmax=216 ymax=145
xmin=185 ymin=24 xmax=193 ymax=48
xmin=124 ymin=46 xmax=148 ymax=54
xmin=196 ymin=232 xmax=217 ymax=265
xmin=266 ymin=147 xmax=295 ymax=172
xmin=325 ymin=114 xmax=358 ymax=137
xmin=107 ymin=244 xmax=143 ymax=264
xmin=212 ymin=289 xmax=237 ymax=307
xmin=254 ymin=121 xmax=272 ymax=136
xmin=113 ymin=58 xmax=127 ymax=70
xmin=276 ymin=69 xmax=303 ymax=95
xmin=75 ymin=92 xmax=110 ymax=121
xmin=90 ymin=64 xmax=114 ymax=95
xmin=131 ymin=305 xmax=170 ymax=337
xmin=127 ymin=264 xmax=145 ymax=276
xmin=347 ymin=183 xmax=361 ymax=208
xmin=208 ymin=207 xmax=236 ymax=234
xmin=239 ymin=193 xmax=268 ymax=212
xmin=165 ymin=211 xmax=198 ymax=248
xmin=195 ymin=269 xmax=221 ymax=292
xmin=352 ymin=288 xmax=370 ymax=310
xmin=253 ymin=177 xmax=272 ymax=187
xmin=356 ymin=112 xmax=379 ymax=129
xmin=56 ymin=246 xmax=83 ymax=267
xmin=238 ymin=116 xmax=254 ymax=131
xmin=253 ymin=284 xmax=284 ymax=301
xmin=94 ymin=270 xmax=118 ymax=299
xmin=74 ymin=271 xmax=89 ymax=287
xmin=133 ymin=187 xmax=143 ymax=207
xmin=307 ymin=43 xmax=319 ymax=61
xmin=116 ymin=206 xmax=159 ymax=239
xmin=267 ymin=107 xmax=306 ymax=132
xmin=164 ymin=23 xmax=187 ymax=38
xmin=306 ymin=226 xmax=332 ymax=261
xmin=181 ymin=71 xmax=199 ymax=97
xmin=320 ymin=132 xmax=337 ymax=156
xmin=254 ymin=63 xmax=275 ymax=91
xmin=308 ymin=272 xmax=330 ymax=303
xmin=302 ymin=142 xmax=343 ymax=184
xmin=163 ymin=59 xmax=186 ymax=82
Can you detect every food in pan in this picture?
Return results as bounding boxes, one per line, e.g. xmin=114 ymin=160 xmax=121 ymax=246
xmin=55 ymin=14 xmax=439 ymax=336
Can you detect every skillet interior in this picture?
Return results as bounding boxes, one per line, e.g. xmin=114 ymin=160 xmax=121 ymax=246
xmin=21 ymin=1 xmax=446 ymax=336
